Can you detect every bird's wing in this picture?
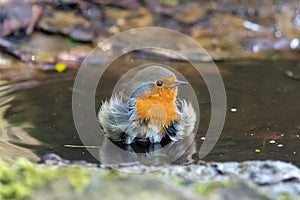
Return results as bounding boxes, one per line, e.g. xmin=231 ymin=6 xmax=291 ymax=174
xmin=98 ymin=93 xmax=130 ymax=142
xmin=166 ymin=99 xmax=196 ymax=140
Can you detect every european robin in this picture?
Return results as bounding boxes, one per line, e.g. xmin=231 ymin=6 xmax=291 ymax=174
xmin=98 ymin=65 xmax=196 ymax=144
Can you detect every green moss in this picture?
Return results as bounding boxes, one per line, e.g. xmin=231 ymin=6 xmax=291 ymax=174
xmin=279 ymin=193 xmax=292 ymax=200
xmin=64 ymin=37 xmax=84 ymax=45
xmin=158 ymin=0 xmax=180 ymax=6
xmin=170 ymin=177 xmax=186 ymax=186
xmin=191 ymin=181 xmax=233 ymax=195
xmin=0 ymin=158 xmax=91 ymax=199
xmin=103 ymin=169 xmax=130 ymax=181
xmin=64 ymin=167 xmax=91 ymax=193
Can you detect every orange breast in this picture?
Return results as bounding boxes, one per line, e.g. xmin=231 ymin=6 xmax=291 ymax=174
xmin=135 ymin=87 xmax=178 ymax=128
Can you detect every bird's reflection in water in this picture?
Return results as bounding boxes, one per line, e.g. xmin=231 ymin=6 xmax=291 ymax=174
xmin=98 ymin=133 xmax=196 ymax=169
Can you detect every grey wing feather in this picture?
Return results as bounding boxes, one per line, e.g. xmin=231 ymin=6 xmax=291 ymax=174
xmin=98 ymin=94 xmax=130 ymax=142
xmin=172 ymin=99 xmax=196 ymax=140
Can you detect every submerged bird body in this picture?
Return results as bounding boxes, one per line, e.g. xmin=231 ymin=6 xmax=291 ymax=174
xmin=98 ymin=66 xmax=196 ymax=144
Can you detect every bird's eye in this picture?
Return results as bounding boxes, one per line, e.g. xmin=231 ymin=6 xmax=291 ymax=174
xmin=156 ymin=80 xmax=163 ymax=87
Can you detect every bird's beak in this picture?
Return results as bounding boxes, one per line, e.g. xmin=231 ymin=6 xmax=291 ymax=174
xmin=169 ymin=80 xmax=188 ymax=88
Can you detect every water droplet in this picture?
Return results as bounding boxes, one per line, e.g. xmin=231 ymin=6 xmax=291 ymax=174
xmin=269 ymin=140 xmax=276 ymax=144
xmin=31 ymin=55 xmax=36 ymax=61
xmin=290 ymin=39 xmax=300 ymax=49
xmin=230 ymin=108 xmax=237 ymax=112
xmin=285 ymin=70 xmax=294 ymax=77
xmin=252 ymin=45 xmax=260 ymax=53
xmin=277 ymin=144 xmax=284 ymax=148
xmin=243 ymin=20 xmax=262 ymax=32
xmin=275 ymin=30 xmax=282 ymax=38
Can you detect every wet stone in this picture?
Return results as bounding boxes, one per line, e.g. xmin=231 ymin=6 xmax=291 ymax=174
xmin=173 ymin=2 xmax=209 ymax=25
xmin=105 ymin=7 xmax=154 ymax=33
xmin=0 ymin=0 xmax=33 ymax=37
xmin=32 ymin=158 xmax=300 ymax=200
xmin=37 ymin=8 xmax=92 ymax=41
xmin=90 ymin=0 xmax=140 ymax=10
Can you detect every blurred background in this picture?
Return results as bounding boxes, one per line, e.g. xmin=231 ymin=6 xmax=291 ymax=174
xmin=0 ymin=0 xmax=299 ymax=167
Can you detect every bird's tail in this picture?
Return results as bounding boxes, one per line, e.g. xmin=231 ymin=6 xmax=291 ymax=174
xmin=98 ymin=94 xmax=130 ymax=142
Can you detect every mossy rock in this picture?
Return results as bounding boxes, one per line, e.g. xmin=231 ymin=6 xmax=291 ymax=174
xmin=0 ymin=158 xmax=298 ymax=200
xmin=0 ymin=158 xmax=91 ymax=199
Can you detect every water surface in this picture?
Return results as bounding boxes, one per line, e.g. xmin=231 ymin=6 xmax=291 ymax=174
xmin=0 ymin=55 xmax=299 ymax=166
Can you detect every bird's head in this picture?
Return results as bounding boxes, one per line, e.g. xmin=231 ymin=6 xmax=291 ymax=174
xmin=128 ymin=67 xmax=187 ymax=129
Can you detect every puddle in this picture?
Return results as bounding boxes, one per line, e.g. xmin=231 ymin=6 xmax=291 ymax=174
xmin=0 ymin=54 xmax=299 ymax=166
